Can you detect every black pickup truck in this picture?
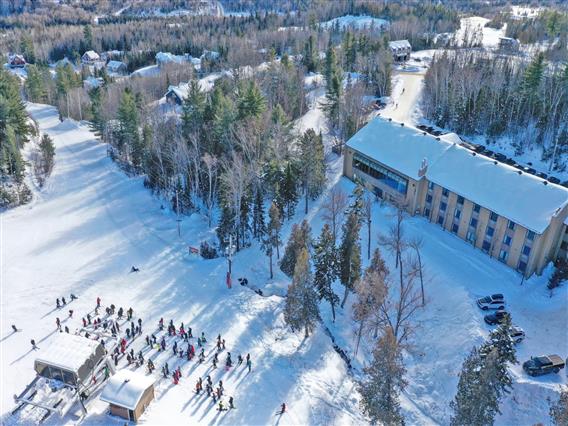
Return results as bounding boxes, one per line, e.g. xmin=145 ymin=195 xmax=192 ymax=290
xmin=523 ymin=355 xmax=565 ymax=377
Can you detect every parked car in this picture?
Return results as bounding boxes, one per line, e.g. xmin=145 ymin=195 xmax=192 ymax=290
xmin=523 ymin=355 xmax=565 ymax=377
xmin=509 ymin=325 xmax=525 ymax=343
xmin=477 ymin=294 xmax=505 ymax=310
xmin=484 ymin=309 xmax=509 ymax=325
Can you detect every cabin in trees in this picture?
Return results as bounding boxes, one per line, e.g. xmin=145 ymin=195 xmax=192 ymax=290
xmin=106 ymin=60 xmax=127 ymax=75
xmin=165 ymin=83 xmax=190 ymax=106
xmin=388 ymin=40 xmax=411 ymax=62
xmin=343 ymin=117 xmax=568 ymax=277
xmin=8 ymin=54 xmax=26 ymax=68
xmin=100 ymin=370 xmax=155 ymax=422
xmin=81 ymin=50 xmax=100 ymax=65
xmin=498 ymin=37 xmax=520 ymax=52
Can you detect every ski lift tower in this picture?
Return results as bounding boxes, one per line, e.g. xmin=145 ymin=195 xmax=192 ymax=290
xmin=225 ymin=234 xmax=236 ymax=289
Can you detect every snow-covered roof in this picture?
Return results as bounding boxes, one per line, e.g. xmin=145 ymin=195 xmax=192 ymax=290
xmin=156 ymin=51 xmax=187 ymax=65
xmin=346 ymin=117 xmax=568 ymax=234
xmin=82 ymin=50 xmax=100 ymax=61
xmin=389 ymin=40 xmax=411 ymax=50
xmin=100 ymin=369 xmax=154 ymax=410
xmin=34 ymin=333 xmax=103 ymax=374
xmin=346 ymin=118 xmax=454 ymax=180
xmin=106 ymin=60 xmax=126 ymax=71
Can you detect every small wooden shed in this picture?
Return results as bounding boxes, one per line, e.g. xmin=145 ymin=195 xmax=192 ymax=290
xmin=100 ymin=369 xmax=154 ymax=422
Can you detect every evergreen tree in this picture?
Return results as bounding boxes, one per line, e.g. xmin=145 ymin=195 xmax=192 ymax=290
xmin=263 ymin=201 xmax=282 ymax=279
xmin=89 ymin=86 xmax=104 ymax=135
xmin=550 ymin=387 xmax=568 ymax=426
xmin=252 ymin=186 xmax=266 ymax=240
xmin=322 ymin=46 xmax=343 ymax=133
xmin=280 ymin=220 xmax=311 ymax=277
xmin=313 ymin=224 xmax=339 ymax=321
xmin=278 ymin=162 xmax=298 ymax=219
xmin=359 ymin=327 xmax=407 ymax=425
xmin=298 ymin=129 xmax=326 ymax=214
xmin=217 ymin=203 xmax=236 ymax=249
xmin=38 ymin=134 xmax=55 ymax=176
xmin=117 ymin=88 xmax=143 ymax=167
xmin=237 ymin=81 xmax=266 ymax=120
xmin=24 ymin=65 xmax=47 ymax=103
xmin=182 ymin=80 xmax=206 ymax=136
xmin=302 ymin=34 xmax=319 ymax=73
xmin=83 ymin=25 xmax=94 ymax=52
xmin=20 ymin=35 xmax=36 ymax=64
xmin=284 ymin=248 xmax=320 ymax=337
xmin=339 ymin=211 xmax=362 ymax=308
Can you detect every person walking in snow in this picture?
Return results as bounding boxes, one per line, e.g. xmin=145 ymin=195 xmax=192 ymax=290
xmin=212 ymin=356 xmax=217 ymax=369
xmin=11 ymin=325 xmax=17 ymax=333
xmin=62 ymin=297 xmax=66 ymax=305
xmin=246 ymin=358 xmax=252 ymax=373
xmin=187 ymin=327 xmax=192 ymax=338
xmin=56 ymin=317 xmax=61 ymax=330
xmin=56 ymin=298 xmax=61 ymax=309
xmin=96 ymin=297 xmax=101 ymax=308
xmin=87 ymin=313 xmax=92 ymax=324
xmin=229 ymin=396 xmax=235 ymax=409
xmin=173 ymin=341 xmax=178 ymax=355
xmin=226 ymin=352 xmax=232 ymax=368
xmin=218 ymin=400 xmax=225 ymax=411
xmin=31 ymin=339 xmax=37 ymax=350
xmin=201 ymin=332 xmax=206 ymax=343
xmin=197 ymin=337 xmax=202 ymax=347
xmin=127 ymin=307 xmax=133 ymax=320
xmin=70 ymin=293 xmax=78 ymax=301
xmin=82 ymin=318 xmax=87 ymax=328
xmin=279 ymin=403 xmax=286 ymax=415
xmin=237 ymin=354 xmax=243 ymax=366
xmin=68 ymin=309 xmax=73 ymax=318
xmin=118 ymin=307 xmax=123 ymax=319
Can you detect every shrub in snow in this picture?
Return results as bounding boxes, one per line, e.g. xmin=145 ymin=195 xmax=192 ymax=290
xmin=548 ymin=259 xmax=568 ymax=292
xmin=200 ymin=241 xmax=218 ymax=259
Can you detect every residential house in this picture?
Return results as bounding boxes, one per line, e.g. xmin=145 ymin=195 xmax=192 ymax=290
xmin=388 ymin=40 xmax=412 ymax=62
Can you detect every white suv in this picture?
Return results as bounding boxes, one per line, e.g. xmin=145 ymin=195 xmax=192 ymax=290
xmin=476 ymin=294 xmax=505 ymax=310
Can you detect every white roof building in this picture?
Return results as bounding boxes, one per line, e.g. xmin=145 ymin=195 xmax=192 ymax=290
xmin=345 ymin=117 xmax=568 ymax=234
xmin=100 ymin=369 xmax=155 ymax=411
xmin=388 ymin=40 xmax=412 ymax=51
xmin=82 ymin=50 xmax=100 ymax=63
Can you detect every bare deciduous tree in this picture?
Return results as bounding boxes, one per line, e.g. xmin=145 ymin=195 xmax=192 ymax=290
xmin=321 ymin=186 xmax=347 ymax=244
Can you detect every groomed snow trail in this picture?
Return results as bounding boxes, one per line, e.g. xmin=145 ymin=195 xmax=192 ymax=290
xmin=0 ymin=103 xmax=364 ymax=425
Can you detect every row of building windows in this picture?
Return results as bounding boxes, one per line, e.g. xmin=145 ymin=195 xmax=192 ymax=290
xmin=353 ymin=154 xmax=408 ymax=195
xmin=426 ymin=182 xmax=536 ymax=273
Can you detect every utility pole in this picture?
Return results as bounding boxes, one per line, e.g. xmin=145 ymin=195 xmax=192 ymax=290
xmin=175 ymin=189 xmax=181 ymax=238
xmin=225 ymin=234 xmax=236 ymax=289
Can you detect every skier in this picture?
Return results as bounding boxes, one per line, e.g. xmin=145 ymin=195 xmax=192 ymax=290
xmin=152 ymin=334 xmax=157 ymax=344
xmin=226 ymin=352 xmax=232 ymax=368
xmin=219 ymin=380 xmax=223 ymax=392
xmin=11 ymin=325 xmax=17 ymax=333
xmin=222 ymin=339 xmax=225 ymax=350
xmin=56 ymin=317 xmax=61 ymax=330
xmin=212 ymin=356 xmax=217 ymax=369
xmin=31 ymin=339 xmax=37 ymax=350
xmin=148 ymin=359 xmax=155 ymax=373
xmin=206 ymin=375 xmax=212 ymax=387
xmin=104 ymin=365 xmax=110 ymax=380
xmin=56 ymin=298 xmax=61 ymax=309
xmin=246 ymin=358 xmax=252 ymax=373
xmin=146 ymin=335 xmax=151 ymax=346
xmin=201 ymin=332 xmax=206 ymax=343
xmin=62 ymin=297 xmax=66 ymax=305
xmin=64 ymin=326 xmax=69 ymax=333
xmin=197 ymin=337 xmax=202 ymax=347
xmin=126 ymin=328 xmax=131 ymax=339
xmin=138 ymin=318 xmax=142 ymax=330
xmin=87 ymin=313 xmax=91 ymax=324
xmin=68 ymin=309 xmax=73 ymax=318
xmin=187 ymin=327 xmax=193 ymax=338
xmin=173 ymin=371 xmax=179 ymax=385
xmin=96 ymin=297 xmax=101 ymax=308
xmin=70 ymin=293 xmax=78 ymax=301
xmin=127 ymin=307 xmax=133 ymax=320
xmin=173 ymin=341 xmax=178 ymax=355
xmin=206 ymin=383 xmax=212 ymax=397
xmin=110 ymin=303 xmax=115 ymax=314
xmin=118 ymin=307 xmax=124 ymax=319
xmin=217 ymin=339 xmax=222 ymax=351
xmin=237 ymin=354 xmax=243 ymax=366
xmin=161 ymin=337 xmax=166 ymax=351
xmin=195 ymin=380 xmax=201 ymax=394
xmin=279 ymin=403 xmax=286 ymax=415
xmin=158 ymin=318 xmax=164 ymax=331
xmin=229 ymin=396 xmax=235 ymax=409
xmin=218 ymin=400 xmax=225 ymax=411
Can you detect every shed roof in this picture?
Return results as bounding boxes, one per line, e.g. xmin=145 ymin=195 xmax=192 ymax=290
xmin=346 ymin=117 xmax=568 ymax=234
xmin=389 ymin=40 xmax=411 ymax=50
xmin=34 ymin=333 xmax=103 ymax=373
xmin=100 ymin=369 xmax=154 ymax=410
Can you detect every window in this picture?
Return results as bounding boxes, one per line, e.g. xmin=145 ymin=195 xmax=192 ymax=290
xmin=437 ymin=215 xmax=444 ymax=226
xmin=561 ymin=241 xmax=568 ymax=250
xmin=490 ymin=212 xmax=498 ymax=222
xmin=508 ymin=221 xmax=515 ymax=231
xmin=440 ymin=202 xmax=447 ymax=211
xmin=424 ymin=208 xmax=430 ymax=217
xmin=454 ymin=209 xmax=461 ymax=219
xmin=353 ymin=154 xmax=408 ymax=195
xmin=426 ymin=194 xmax=432 ymax=203
xmin=522 ymin=245 xmax=531 ymax=257
xmin=473 ymin=204 xmax=480 ymax=213
xmin=457 ymin=196 xmax=464 ymax=205
xmin=452 ymin=223 xmax=459 ymax=234
xmin=518 ymin=260 xmax=527 ymax=272
xmin=442 ymin=188 xmax=449 ymax=197
xmin=470 ymin=218 xmax=478 ymax=228
xmin=428 ymin=181 xmax=434 ymax=190
xmin=527 ymin=230 xmax=535 ymax=241
xmin=467 ymin=231 xmax=476 ymax=243
xmin=503 ymin=235 xmax=512 ymax=246
xmin=486 ymin=226 xmax=495 ymax=237
xmin=499 ymin=250 xmax=508 ymax=262
xmin=482 ymin=241 xmax=491 ymax=252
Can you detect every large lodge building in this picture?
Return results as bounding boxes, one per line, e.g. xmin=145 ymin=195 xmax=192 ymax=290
xmin=343 ymin=117 xmax=568 ymax=277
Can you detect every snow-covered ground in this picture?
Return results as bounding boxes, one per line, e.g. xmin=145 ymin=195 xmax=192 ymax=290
xmin=319 ymin=15 xmax=388 ymax=32
xmin=1 ymin=74 xmax=566 ymax=426
xmin=454 ymin=16 xmax=507 ymax=48
xmin=510 ymin=6 xmax=542 ymax=20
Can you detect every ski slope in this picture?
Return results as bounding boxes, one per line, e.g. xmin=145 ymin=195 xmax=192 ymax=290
xmin=0 ymin=103 xmax=362 ymax=425
xmin=1 ymin=98 xmax=566 ymax=425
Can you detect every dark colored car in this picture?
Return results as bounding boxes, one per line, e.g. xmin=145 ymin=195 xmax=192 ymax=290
xmin=523 ymin=355 xmax=565 ymax=377
xmin=484 ymin=309 xmax=509 ymax=325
